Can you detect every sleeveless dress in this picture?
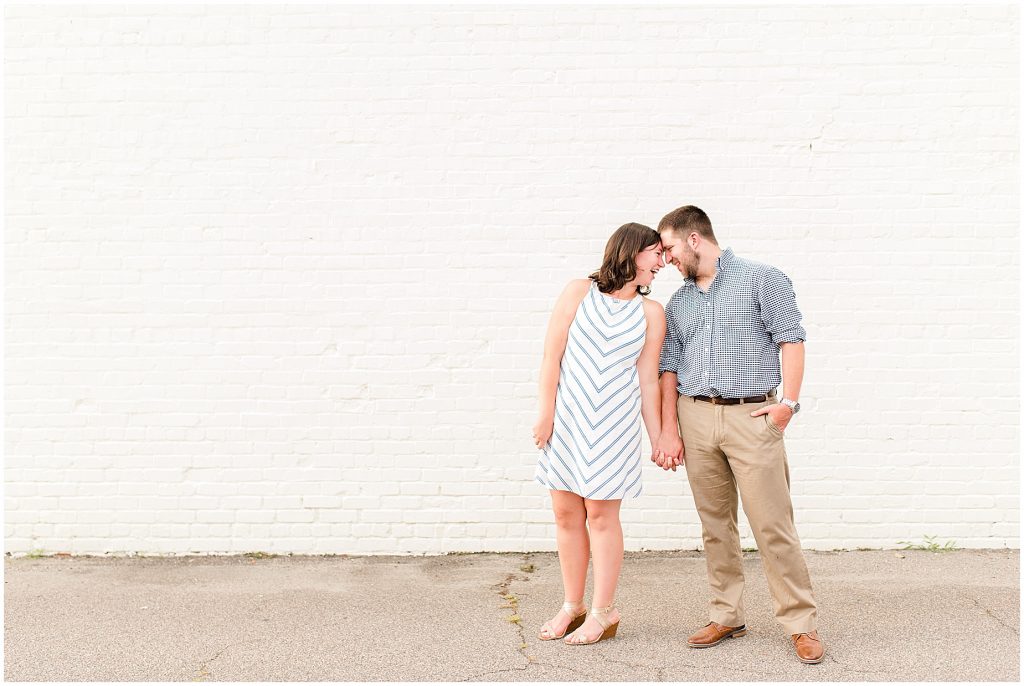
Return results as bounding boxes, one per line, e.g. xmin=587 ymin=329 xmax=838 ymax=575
xmin=534 ymin=281 xmax=647 ymax=500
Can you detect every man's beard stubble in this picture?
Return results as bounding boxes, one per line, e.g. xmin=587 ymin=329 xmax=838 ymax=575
xmin=682 ymin=246 xmax=700 ymax=280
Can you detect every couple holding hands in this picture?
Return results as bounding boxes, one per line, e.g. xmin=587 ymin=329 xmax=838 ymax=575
xmin=531 ymin=205 xmax=823 ymax=664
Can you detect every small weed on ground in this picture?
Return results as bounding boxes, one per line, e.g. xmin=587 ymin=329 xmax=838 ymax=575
xmin=897 ymin=535 xmax=958 ymax=552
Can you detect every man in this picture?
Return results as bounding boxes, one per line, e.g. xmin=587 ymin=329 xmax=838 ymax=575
xmin=652 ymin=205 xmax=823 ymax=665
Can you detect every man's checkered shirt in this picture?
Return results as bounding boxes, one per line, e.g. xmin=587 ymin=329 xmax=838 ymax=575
xmin=658 ymin=247 xmax=806 ymax=398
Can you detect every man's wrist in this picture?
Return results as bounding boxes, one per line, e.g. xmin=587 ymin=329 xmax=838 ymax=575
xmin=780 ymin=398 xmax=801 ymax=414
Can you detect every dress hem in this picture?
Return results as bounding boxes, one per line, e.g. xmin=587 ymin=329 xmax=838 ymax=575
xmin=533 ymin=476 xmax=642 ymax=500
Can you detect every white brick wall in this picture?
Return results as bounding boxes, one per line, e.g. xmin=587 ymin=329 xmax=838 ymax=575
xmin=5 ymin=4 xmax=1019 ymax=555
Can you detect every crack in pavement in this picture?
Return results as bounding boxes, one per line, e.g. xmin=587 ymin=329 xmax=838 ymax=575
xmin=961 ymin=592 xmax=1020 ymax=636
xmin=528 ymin=660 xmax=600 ymax=680
xmin=824 ymin=653 xmax=886 ymax=675
xmin=458 ymin=664 xmax=530 ymax=682
xmin=709 ymin=664 xmax=787 ymax=676
xmin=491 ymin=555 xmax=690 ymax=682
xmin=479 ymin=552 xmax=610 ymax=682
xmin=601 ymin=655 xmax=667 ymax=679
xmin=492 ymin=553 xmax=533 ymax=664
xmin=193 ymin=640 xmax=257 ymax=681
xmin=460 ymin=660 xmax=599 ymax=682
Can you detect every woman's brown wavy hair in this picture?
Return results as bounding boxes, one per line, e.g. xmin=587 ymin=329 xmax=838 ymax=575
xmin=588 ymin=222 xmax=661 ymax=297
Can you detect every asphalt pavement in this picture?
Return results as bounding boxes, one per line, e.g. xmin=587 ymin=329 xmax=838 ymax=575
xmin=3 ymin=549 xmax=1019 ymax=681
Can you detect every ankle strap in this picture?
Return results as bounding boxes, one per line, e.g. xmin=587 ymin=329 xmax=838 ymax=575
xmin=589 ymin=604 xmax=616 ymax=628
xmin=562 ymin=600 xmax=585 ymax=614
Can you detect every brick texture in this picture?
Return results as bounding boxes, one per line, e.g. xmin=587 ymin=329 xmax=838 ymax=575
xmin=4 ymin=5 xmax=1019 ymax=554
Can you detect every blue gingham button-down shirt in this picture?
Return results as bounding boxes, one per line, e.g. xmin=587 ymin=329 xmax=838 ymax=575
xmin=658 ymin=248 xmax=806 ymax=398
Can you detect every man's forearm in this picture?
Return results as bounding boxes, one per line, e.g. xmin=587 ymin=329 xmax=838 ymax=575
xmin=780 ymin=342 xmax=805 ymax=400
xmin=659 ymin=371 xmax=680 ymax=433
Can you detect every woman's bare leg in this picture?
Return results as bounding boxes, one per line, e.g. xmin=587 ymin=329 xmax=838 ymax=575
xmin=539 ymin=489 xmax=589 ymax=637
xmin=566 ymin=498 xmax=623 ymax=642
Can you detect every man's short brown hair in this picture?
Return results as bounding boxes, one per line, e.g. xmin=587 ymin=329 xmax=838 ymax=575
xmin=658 ymin=205 xmax=718 ymax=245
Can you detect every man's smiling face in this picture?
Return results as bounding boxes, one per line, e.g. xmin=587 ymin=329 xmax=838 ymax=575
xmin=660 ymin=229 xmax=699 ymax=280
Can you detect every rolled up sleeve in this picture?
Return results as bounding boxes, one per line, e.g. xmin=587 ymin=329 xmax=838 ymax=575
xmin=758 ymin=267 xmax=806 ymax=344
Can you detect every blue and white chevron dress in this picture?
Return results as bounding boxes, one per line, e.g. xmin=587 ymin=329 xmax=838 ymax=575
xmin=535 ymin=280 xmax=646 ymax=500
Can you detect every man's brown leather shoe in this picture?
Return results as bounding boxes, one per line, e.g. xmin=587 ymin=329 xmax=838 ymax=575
xmin=792 ymin=630 xmax=824 ymax=664
xmin=687 ymin=622 xmax=747 ymax=648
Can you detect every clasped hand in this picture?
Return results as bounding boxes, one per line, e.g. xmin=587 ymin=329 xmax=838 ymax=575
xmin=651 ymin=433 xmax=684 ymax=472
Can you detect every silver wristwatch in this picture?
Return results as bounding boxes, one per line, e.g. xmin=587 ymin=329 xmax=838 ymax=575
xmin=781 ymin=398 xmax=801 ymax=414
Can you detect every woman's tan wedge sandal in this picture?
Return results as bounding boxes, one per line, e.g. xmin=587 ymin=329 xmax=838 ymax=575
xmin=538 ymin=600 xmax=587 ymax=641
xmin=564 ymin=604 xmax=619 ymax=645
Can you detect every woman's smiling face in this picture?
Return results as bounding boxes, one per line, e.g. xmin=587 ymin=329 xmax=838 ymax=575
xmin=633 ymin=242 xmax=665 ymax=287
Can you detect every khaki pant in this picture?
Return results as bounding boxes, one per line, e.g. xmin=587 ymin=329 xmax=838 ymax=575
xmin=678 ymin=395 xmax=817 ymax=635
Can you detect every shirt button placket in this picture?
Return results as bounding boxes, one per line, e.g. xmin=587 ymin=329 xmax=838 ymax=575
xmin=704 ymin=294 xmax=712 ymax=387
xmin=704 ymin=294 xmax=712 ymax=392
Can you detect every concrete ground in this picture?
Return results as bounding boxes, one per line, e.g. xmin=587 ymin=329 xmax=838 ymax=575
xmin=3 ymin=549 xmax=1019 ymax=682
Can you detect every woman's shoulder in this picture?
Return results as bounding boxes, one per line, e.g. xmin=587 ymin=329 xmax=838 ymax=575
xmin=552 ymin=278 xmax=593 ymax=316
xmin=561 ymin=278 xmax=593 ymax=299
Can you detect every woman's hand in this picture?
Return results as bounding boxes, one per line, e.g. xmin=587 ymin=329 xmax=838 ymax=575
xmin=648 ymin=432 xmax=661 ymax=460
xmin=532 ymin=415 xmax=554 ymax=449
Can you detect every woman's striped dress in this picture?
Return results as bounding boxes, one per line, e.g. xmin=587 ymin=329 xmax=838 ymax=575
xmin=535 ymin=280 xmax=647 ymax=500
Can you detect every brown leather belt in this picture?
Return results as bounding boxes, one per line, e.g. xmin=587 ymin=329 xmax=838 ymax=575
xmin=692 ymin=391 xmax=776 ymax=405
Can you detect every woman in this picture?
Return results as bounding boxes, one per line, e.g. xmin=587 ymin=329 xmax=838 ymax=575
xmin=532 ymin=223 xmax=666 ymax=645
